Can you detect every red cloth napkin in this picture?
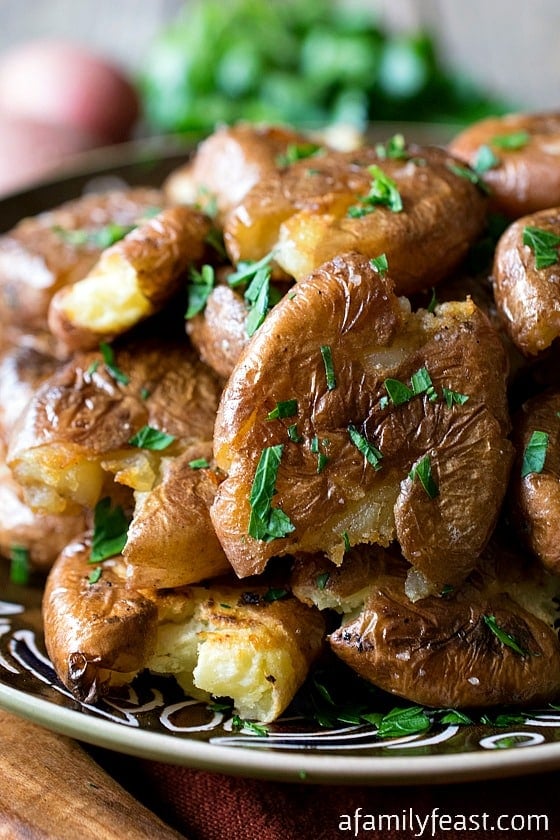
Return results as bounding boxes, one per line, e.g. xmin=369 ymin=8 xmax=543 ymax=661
xmin=109 ymin=759 xmax=559 ymax=840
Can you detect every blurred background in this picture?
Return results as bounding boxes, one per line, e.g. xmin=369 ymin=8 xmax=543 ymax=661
xmin=0 ymin=0 xmax=559 ymax=193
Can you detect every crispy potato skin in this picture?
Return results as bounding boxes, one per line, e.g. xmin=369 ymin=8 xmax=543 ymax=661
xmin=43 ymin=539 xmax=158 ymax=703
xmin=0 ymin=188 xmax=164 ymax=332
xmin=186 ymin=283 xmax=250 ymax=379
xmin=224 ymin=145 xmax=487 ymax=294
xmin=493 ymin=208 xmax=560 ymax=356
xmin=164 ymin=122 xmax=312 ymax=222
xmin=123 ymin=443 xmax=232 ymax=589
xmin=510 ymin=389 xmax=560 ymax=574
xmin=449 ymin=112 xmax=560 ymax=218
xmin=48 ymin=206 xmax=212 ymax=352
xmin=0 ymin=343 xmax=59 ymax=443
xmin=211 ymin=252 xmax=512 ymax=588
xmin=8 ymin=333 xmax=222 ymax=512
xmin=329 ymin=564 xmax=560 ymax=708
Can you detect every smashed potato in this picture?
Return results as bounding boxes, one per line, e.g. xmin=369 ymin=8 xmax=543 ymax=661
xmin=211 ymin=252 xmax=512 ymax=593
xmin=224 ymin=144 xmax=487 ymax=294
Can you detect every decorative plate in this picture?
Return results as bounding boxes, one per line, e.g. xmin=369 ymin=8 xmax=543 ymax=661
xmin=3 ymin=137 xmax=560 ymax=786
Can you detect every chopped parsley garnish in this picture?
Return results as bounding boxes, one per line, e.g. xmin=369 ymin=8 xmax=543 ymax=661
xmin=140 ymin=387 xmax=150 ymax=401
xmin=231 ymin=715 xmax=269 ymax=737
xmin=442 ymin=387 xmax=469 ymax=408
xmin=99 ymin=342 xmax=129 ymax=385
xmin=409 ymin=454 xmax=439 ymax=499
xmin=276 ymin=142 xmax=322 ymax=167
xmin=86 ymin=359 xmax=99 ymax=377
xmin=320 ymin=345 xmax=336 ymax=391
xmin=491 ymin=130 xmax=530 ymax=150
xmin=185 ymin=264 xmax=215 ymax=319
xmin=88 ymin=566 xmax=103 ymax=585
xmin=342 ymin=530 xmax=351 ymax=552
xmin=188 ymin=457 xmax=210 ymax=469
xmin=9 ymin=545 xmax=30 ymax=586
xmin=263 ymin=587 xmax=289 ymax=602
xmin=317 ymin=452 xmax=329 ymax=473
xmin=205 ymin=227 xmax=226 ymax=258
xmin=128 ymin=425 xmax=176 ymax=451
xmin=348 ymin=424 xmax=383 ymax=470
xmin=374 ymin=705 xmax=432 ymax=739
xmin=90 ymin=497 xmax=130 ymax=563
xmin=483 ymin=614 xmax=529 ymax=656
xmin=316 ymin=572 xmax=330 ymax=590
xmin=287 ymin=423 xmax=302 ymax=443
xmin=370 ymin=253 xmax=389 ymax=275
xmin=267 ymin=399 xmax=298 ymax=420
xmin=521 ymin=430 xmax=549 ymax=477
xmin=228 ymin=252 xmax=280 ymax=336
xmin=52 ymin=222 xmax=136 ymax=249
xmin=228 ymin=252 xmax=274 ymax=287
xmin=248 ymin=444 xmax=295 ymax=542
xmin=427 ymin=287 xmax=438 ymax=313
xmin=473 ymin=144 xmax=500 ymax=174
xmin=384 ymin=366 xmax=435 ymax=405
xmin=347 ymin=165 xmax=403 ymax=217
xmin=410 ymin=367 xmax=436 ymax=400
xmin=522 ymin=226 xmax=560 ymax=269
xmin=375 ymin=134 xmax=407 ymax=160
xmin=446 ymin=162 xmax=490 ymax=193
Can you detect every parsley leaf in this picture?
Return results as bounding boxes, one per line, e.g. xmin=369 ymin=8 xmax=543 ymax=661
xmin=442 ymin=387 xmax=469 ymax=408
xmin=348 ymin=424 xmax=383 ymax=470
xmin=88 ymin=566 xmax=103 ymax=585
xmin=231 ymin=715 xmax=269 ymax=737
xmin=483 ymin=614 xmax=529 ymax=656
xmin=375 ymin=705 xmax=431 ymax=739
xmin=276 ymin=142 xmax=322 ymax=167
xmin=409 ymin=454 xmax=439 ymax=499
xmin=521 ymin=430 xmax=549 ymax=477
xmin=267 ymin=399 xmax=298 ymax=420
xmin=188 ymin=457 xmax=210 ymax=469
xmin=128 ymin=425 xmax=176 ymax=451
xmin=52 ymin=222 xmax=135 ymax=249
xmin=248 ymin=445 xmax=295 ymax=542
xmin=375 ymin=134 xmax=407 ymax=160
xmin=320 ymin=345 xmax=336 ymax=391
xmin=9 ymin=545 xmax=30 ymax=585
xmin=523 ymin=226 xmax=560 ymax=269
xmin=447 ymin=162 xmax=490 ymax=193
xmin=491 ymin=130 xmax=530 ymax=150
xmin=347 ymin=165 xmax=403 ymax=217
xmin=370 ymin=253 xmax=389 ymax=275
xmin=185 ymin=264 xmax=215 ymax=319
xmin=316 ymin=572 xmax=330 ymax=590
xmin=90 ymin=498 xmax=130 ymax=563
xmin=99 ymin=342 xmax=129 ymax=386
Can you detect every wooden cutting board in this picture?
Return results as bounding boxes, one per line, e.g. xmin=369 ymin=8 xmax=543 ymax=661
xmin=0 ymin=710 xmax=186 ymax=839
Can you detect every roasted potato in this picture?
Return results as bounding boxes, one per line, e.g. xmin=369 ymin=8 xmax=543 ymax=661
xmin=492 ymin=208 xmax=560 ymax=357
xmin=123 ymin=443 xmax=232 ymax=589
xmin=164 ymin=122 xmax=317 ymax=222
xmin=509 ymin=388 xmax=560 ymax=575
xmin=8 ymin=332 xmax=222 ymax=514
xmin=449 ymin=112 xmax=560 ymax=218
xmin=0 ymin=188 xmax=164 ymax=333
xmin=211 ymin=252 xmax=512 ymax=593
xmin=224 ymin=144 xmax=487 ymax=295
xmin=48 ymin=206 xmax=212 ymax=352
xmin=0 ymin=343 xmax=59 ymax=443
xmin=186 ymin=282 xmax=251 ymax=379
xmin=43 ymin=538 xmax=325 ymax=722
xmin=329 ymin=543 xmax=560 ymax=708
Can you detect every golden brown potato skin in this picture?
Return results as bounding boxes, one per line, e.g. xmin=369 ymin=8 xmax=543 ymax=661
xmin=510 ymin=389 xmax=560 ymax=574
xmin=449 ymin=112 xmax=560 ymax=218
xmin=48 ymin=206 xmax=212 ymax=352
xmin=43 ymin=539 xmax=158 ymax=703
xmin=0 ymin=344 xmax=59 ymax=443
xmin=186 ymin=283 xmax=250 ymax=379
xmin=493 ymin=208 xmax=560 ymax=356
xmin=164 ymin=122 xmax=313 ymax=222
xmin=224 ymin=145 xmax=487 ymax=294
xmin=0 ymin=188 xmax=164 ymax=332
xmin=329 ymin=565 xmax=560 ymax=708
xmin=123 ymin=443 xmax=232 ymax=589
xmin=211 ymin=252 xmax=512 ymax=590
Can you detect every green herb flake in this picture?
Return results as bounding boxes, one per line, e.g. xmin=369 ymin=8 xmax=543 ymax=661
xmin=320 ymin=345 xmax=336 ymax=391
xmin=88 ymin=566 xmax=103 ymax=585
xmin=316 ymin=572 xmax=330 ymax=590
xmin=427 ymin=287 xmax=438 ymax=313
xmin=91 ymin=223 xmax=136 ymax=249
xmin=287 ymin=423 xmax=302 ymax=443
xmin=140 ymin=387 xmax=150 ymax=401
xmin=442 ymin=387 xmax=469 ymax=408
xmin=316 ymin=452 xmax=329 ymax=473
xmin=86 ymin=360 xmax=99 ymax=377
xmin=128 ymin=425 xmax=176 ymax=451
xmin=231 ymin=715 xmax=269 ymax=737
xmin=276 ymin=142 xmax=322 ymax=167
xmin=9 ymin=545 xmax=30 ymax=586
xmin=264 ymin=587 xmax=289 ymax=602
xmin=205 ymin=227 xmax=226 ymax=257
xmin=438 ymin=709 xmax=473 ymax=726
xmin=447 ymin=162 xmax=490 ymax=193
xmin=370 ymin=253 xmax=389 ymax=275
xmin=410 ymin=366 xmax=436 ymax=399
xmin=99 ymin=342 xmax=129 ymax=386
xmin=185 ymin=264 xmax=215 ymax=319
xmin=342 ymin=530 xmax=351 ymax=552
xmin=248 ymin=444 xmax=295 ymax=542
xmin=409 ymin=454 xmax=439 ymax=499
xmin=522 ymin=226 xmax=560 ymax=269
xmin=375 ymin=705 xmax=431 ymax=739
xmin=473 ymin=144 xmax=500 ymax=173
xmin=188 ymin=457 xmax=210 ymax=469
xmin=491 ymin=130 xmax=530 ymax=150
xmin=90 ymin=497 xmax=130 ymax=563
xmin=483 ymin=614 xmax=529 ymax=656
xmin=348 ymin=424 xmax=383 ymax=470
xmin=365 ymin=165 xmax=403 ymax=212
xmin=228 ymin=252 xmax=274 ymax=288
xmin=267 ymin=399 xmax=298 ymax=420
xmin=383 ymin=378 xmax=414 ymax=405
xmin=375 ymin=134 xmax=407 ymax=160
xmin=521 ymin=430 xmax=549 ymax=478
